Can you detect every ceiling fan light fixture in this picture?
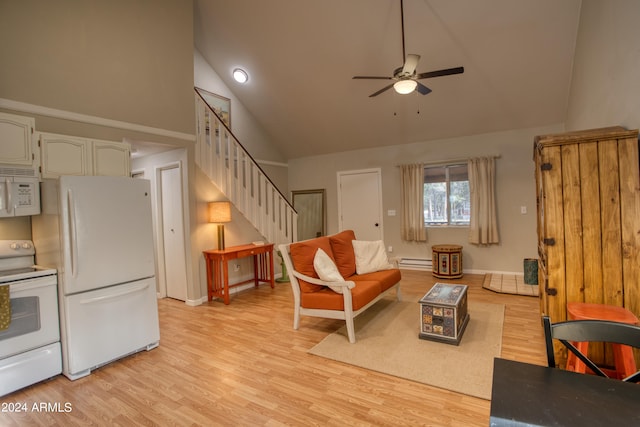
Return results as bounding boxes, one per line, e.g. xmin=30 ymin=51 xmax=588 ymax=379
xmin=233 ymin=68 xmax=248 ymax=84
xmin=393 ymin=79 xmax=417 ymax=94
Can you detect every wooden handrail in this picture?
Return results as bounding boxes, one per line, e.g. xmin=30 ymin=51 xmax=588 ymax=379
xmin=194 ymin=87 xmax=294 ymax=212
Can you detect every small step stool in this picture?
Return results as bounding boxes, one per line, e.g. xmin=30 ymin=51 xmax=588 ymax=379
xmin=566 ymin=302 xmax=639 ymax=379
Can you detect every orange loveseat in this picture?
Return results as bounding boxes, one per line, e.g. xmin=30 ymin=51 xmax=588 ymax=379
xmin=279 ymin=230 xmax=401 ymax=343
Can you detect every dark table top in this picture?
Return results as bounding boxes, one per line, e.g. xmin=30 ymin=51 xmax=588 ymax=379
xmin=490 ymin=358 xmax=640 ymax=427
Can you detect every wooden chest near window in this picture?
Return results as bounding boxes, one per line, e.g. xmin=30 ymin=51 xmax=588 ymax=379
xmin=534 ymin=126 xmax=640 ymax=367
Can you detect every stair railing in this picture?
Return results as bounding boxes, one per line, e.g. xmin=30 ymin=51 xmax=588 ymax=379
xmin=194 ymin=89 xmax=297 ymax=247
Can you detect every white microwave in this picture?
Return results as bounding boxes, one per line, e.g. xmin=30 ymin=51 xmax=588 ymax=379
xmin=0 ymin=177 xmax=40 ymax=217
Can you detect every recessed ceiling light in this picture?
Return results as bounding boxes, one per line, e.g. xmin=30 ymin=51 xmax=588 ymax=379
xmin=233 ymin=68 xmax=248 ymax=84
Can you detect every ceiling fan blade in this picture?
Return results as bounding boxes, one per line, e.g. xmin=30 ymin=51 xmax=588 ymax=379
xmin=369 ymin=83 xmax=395 ymax=97
xmin=353 ymin=76 xmax=393 ymax=80
xmin=402 ymin=54 xmax=420 ymax=75
xmin=415 ymin=82 xmax=432 ymax=95
xmin=417 ymin=66 xmax=464 ymax=80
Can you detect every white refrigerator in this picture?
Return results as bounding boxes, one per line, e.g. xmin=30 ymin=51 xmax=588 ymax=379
xmin=32 ymin=175 xmax=160 ymax=380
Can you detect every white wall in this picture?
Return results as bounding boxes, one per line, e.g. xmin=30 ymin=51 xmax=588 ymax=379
xmin=131 ymin=148 xmax=194 ymax=299
xmin=194 ymin=50 xmax=289 ymax=198
xmin=192 ymin=50 xmax=291 ymax=300
xmin=0 ymin=0 xmax=195 ymax=243
xmin=565 ymin=0 xmax=640 ymax=131
xmin=289 ymin=124 xmax=564 ymax=273
xmin=287 ymin=0 xmax=640 ymax=275
xmin=0 ymin=0 xmax=195 ymax=135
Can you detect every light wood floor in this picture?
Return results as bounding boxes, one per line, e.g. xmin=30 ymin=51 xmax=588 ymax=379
xmin=2 ymin=271 xmax=547 ymax=426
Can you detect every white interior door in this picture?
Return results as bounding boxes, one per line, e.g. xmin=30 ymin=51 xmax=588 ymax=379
xmin=159 ymin=165 xmax=188 ymax=301
xmin=337 ymin=169 xmax=383 ymax=241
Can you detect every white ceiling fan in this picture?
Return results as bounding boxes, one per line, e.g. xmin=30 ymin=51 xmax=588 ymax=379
xmin=353 ymin=0 xmax=464 ymax=97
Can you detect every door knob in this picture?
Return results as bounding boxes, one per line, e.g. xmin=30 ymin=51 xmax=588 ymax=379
xmin=375 ymin=223 xmax=379 ymax=227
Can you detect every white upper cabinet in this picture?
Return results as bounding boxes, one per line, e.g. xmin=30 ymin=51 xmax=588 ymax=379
xmin=91 ymin=140 xmax=131 ymax=177
xmin=39 ymin=132 xmax=131 ymax=178
xmin=0 ymin=112 xmax=35 ymax=167
xmin=40 ymin=133 xmax=91 ymax=178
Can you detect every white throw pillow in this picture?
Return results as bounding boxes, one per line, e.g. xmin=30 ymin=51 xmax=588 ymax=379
xmin=313 ymin=248 xmax=345 ymax=294
xmin=352 ymin=240 xmax=394 ymax=275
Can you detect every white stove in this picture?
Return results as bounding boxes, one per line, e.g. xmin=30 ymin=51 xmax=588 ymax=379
xmin=0 ymin=265 xmax=58 ymax=283
xmin=0 ymin=239 xmax=61 ymax=396
xmin=0 ymin=240 xmax=57 ymax=282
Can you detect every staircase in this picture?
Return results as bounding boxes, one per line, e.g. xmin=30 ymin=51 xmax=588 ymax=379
xmin=194 ymin=91 xmax=297 ymax=247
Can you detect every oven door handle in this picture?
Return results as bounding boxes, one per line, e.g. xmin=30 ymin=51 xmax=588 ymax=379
xmin=67 ymin=189 xmax=79 ymax=279
xmin=79 ymin=282 xmax=150 ymax=304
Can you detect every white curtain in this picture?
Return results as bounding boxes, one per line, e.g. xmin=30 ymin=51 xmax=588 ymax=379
xmin=468 ymin=157 xmax=499 ymax=245
xmin=400 ymin=163 xmax=427 ymax=242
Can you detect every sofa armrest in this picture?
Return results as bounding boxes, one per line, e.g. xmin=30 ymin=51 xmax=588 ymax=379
xmin=291 ymin=270 xmax=356 ymax=290
xmin=388 ymin=256 xmax=400 ymax=268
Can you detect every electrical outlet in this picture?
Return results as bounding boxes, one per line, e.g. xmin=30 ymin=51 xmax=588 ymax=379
xmin=388 ymin=246 xmax=393 ymax=252
xmin=233 ymin=264 xmax=240 ymax=272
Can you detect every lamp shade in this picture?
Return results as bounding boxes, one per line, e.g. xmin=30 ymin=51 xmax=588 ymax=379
xmin=209 ymin=201 xmax=231 ymax=223
xmin=393 ymin=79 xmax=417 ymax=94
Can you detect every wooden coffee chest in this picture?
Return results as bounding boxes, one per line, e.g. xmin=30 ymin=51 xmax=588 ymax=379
xmin=419 ymin=283 xmax=469 ymax=345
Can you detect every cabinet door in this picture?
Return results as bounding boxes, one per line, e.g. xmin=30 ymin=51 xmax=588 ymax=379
xmin=0 ymin=112 xmax=34 ymax=167
xmin=40 ymin=133 xmax=90 ymax=178
xmin=91 ymin=140 xmax=131 ymax=177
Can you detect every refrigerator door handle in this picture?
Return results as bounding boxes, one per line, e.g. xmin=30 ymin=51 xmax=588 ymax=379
xmin=79 ymin=282 xmax=150 ymax=304
xmin=67 ymin=189 xmax=79 ymax=278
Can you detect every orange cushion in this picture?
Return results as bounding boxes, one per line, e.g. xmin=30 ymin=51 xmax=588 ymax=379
xmin=290 ymin=236 xmax=334 ymax=292
xmin=329 ymin=229 xmax=357 ymax=278
xmin=300 ymin=280 xmax=381 ymax=311
xmin=350 ymin=269 xmax=401 ymax=292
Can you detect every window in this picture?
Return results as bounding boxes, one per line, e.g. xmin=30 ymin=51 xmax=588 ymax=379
xmin=423 ymin=164 xmax=470 ymax=226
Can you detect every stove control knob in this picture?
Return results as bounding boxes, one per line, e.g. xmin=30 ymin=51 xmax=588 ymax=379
xmin=22 ymin=242 xmax=32 ymax=249
xmin=10 ymin=242 xmax=19 ymax=250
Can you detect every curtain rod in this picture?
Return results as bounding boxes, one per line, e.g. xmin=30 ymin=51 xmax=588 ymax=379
xmin=396 ymin=154 xmax=501 ymax=167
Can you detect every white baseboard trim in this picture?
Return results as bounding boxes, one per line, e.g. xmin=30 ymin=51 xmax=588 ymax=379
xmin=185 ymin=297 xmax=207 ymax=306
xmin=190 ymin=272 xmax=284 ymax=305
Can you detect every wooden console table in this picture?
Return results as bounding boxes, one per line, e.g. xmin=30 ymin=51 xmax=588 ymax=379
xmin=203 ymin=243 xmax=275 ymax=304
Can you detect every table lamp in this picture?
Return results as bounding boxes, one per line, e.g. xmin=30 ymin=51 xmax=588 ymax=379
xmin=209 ymin=201 xmax=231 ymax=250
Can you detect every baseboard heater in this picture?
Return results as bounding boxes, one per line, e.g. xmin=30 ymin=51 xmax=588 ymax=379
xmin=398 ymin=257 xmax=433 ymax=271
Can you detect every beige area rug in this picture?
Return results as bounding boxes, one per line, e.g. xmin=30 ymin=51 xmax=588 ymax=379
xmin=308 ymin=298 xmax=504 ymax=400
xmin=483 ymin=273 xmax=539 ymax=297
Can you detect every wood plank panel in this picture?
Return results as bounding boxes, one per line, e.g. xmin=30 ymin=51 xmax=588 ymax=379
xmin=579 ymin=142 xmax=603 ymax=304
xmin=618 ymin=137 xmax=640 ymax=369
xmin=561 ymin=144 xmax=584 ymax=304
xmin=534 ymin=145 xmax=548 ymax=316
xmin=2 ymin=272 xmax=546 ymax=427
xmin=618 ymin=137 xmax=640 ymax=320
xmin=541 ymin=145 xmax=567 ymax=323
xmin=598 ymin=139 xmax=623 ymax=307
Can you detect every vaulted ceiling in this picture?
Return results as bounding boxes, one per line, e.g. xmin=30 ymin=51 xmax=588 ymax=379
xmin=194 ymin=0 xmax=582 ymax=159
